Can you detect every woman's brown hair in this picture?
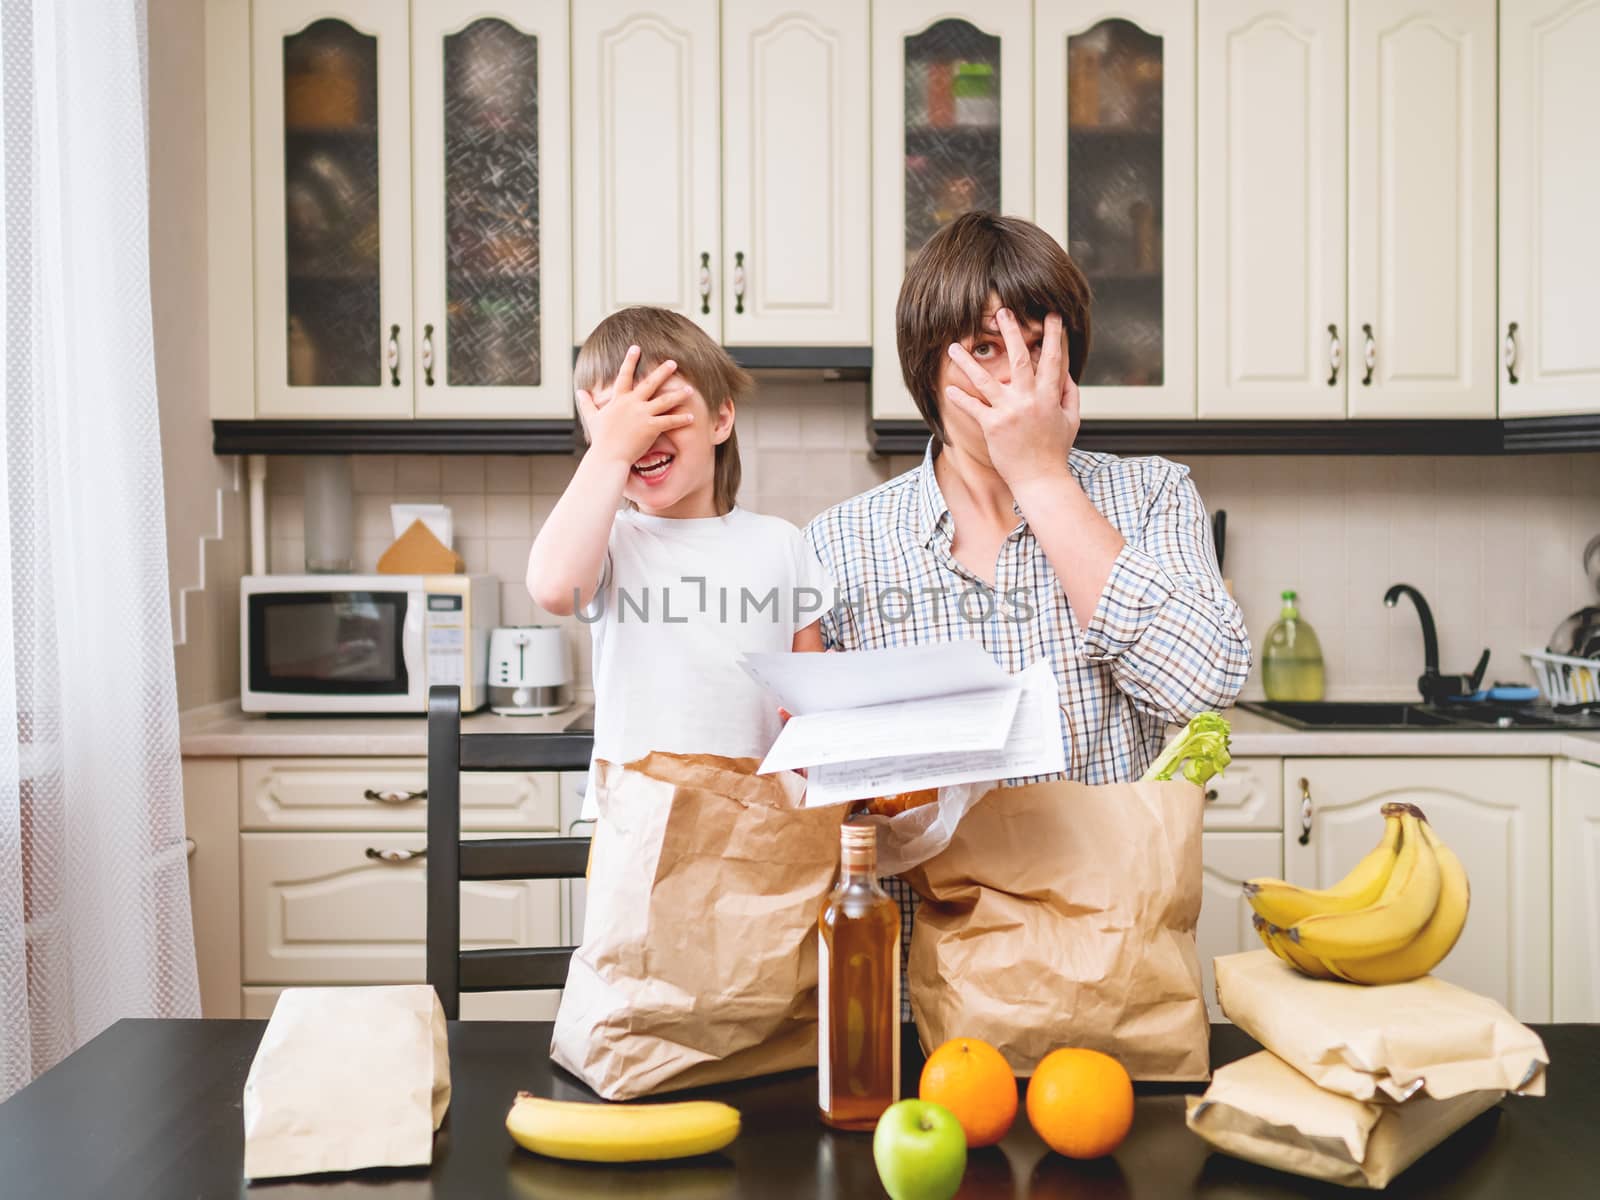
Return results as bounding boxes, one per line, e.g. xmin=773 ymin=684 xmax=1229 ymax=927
xmin=896 ymin=212 xmax=1093 ymax=449
xmin=573 ymin=306 xmax=750 ymax=514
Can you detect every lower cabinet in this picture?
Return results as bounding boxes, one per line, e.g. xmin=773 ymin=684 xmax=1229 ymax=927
xmin=1282 ymin=757 xmax=1552 ymax=1021
xmin=1554 ymin=757 xmax=1600 ymax=1021
xmin=1198 ymin=832 xmax=1282 ymax=1022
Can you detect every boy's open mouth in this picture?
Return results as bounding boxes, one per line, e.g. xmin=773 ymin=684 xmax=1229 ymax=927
xmin=631 ymin=452 xmax=674 ymax=484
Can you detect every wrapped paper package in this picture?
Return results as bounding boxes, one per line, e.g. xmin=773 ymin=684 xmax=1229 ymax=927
xmin=242 ymin=985 xmax=450 ymax=1180
xmin=1186 ymin=1051 xmax=1503 ymax=1189
xmin=1216 ymin=950 xmax=1548 ymax=1101
xmin=551 ymin=752 xmax=848 ymax=1100
xmin=902 ymin=779 xmax=1209 ymax=1081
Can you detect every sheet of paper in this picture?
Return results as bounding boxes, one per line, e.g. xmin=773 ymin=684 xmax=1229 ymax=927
xmin=802 ymin=660 xmax=1067 ymax=806
xmin=741 ymin=640 xmax=1009 ymax=716
xmin=760 ymin=686 xmax=1022 ymax=773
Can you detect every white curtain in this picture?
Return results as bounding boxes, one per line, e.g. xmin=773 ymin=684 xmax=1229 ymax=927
xmin=0 ymin=0 xmax=197 ymax=1100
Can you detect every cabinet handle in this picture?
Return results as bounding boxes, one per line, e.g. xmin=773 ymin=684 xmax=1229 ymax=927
xmin=1326 ymin=324 xmax=1342 ymax=385
xmin=364 ymin=787 xmax=426 ymax=805
xmin=1360 ymin=324 xmax=1375 ymax=386
xmin=1504 ymin=321 xmax=1519 ymax=384
xmin=365 ymin=846 xmax=426 ymax=864
xmin=698 ymin=252 xmax=712 ymax=315
xmin=387 ymin=324 xmax=402 ymax=387
xmin=1297 ymin=777 xmax=1313 ymax=845
xmin=733 ymin=251 xmax=746 ymax=315
xmin=421 ymin=323 xmax=435 ymax=387
xmin=1203 ymin=787 xmax=1219 ymax=804
xmin=184 ymin=837 xmax=197 ymax=859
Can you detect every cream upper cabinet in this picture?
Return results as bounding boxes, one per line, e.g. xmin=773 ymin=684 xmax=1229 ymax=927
xmin=572 ymin=1 xmax=721 ymax=340
xmin=1346 ymin=0 xmax=1496 ymax=419
xmin=1282 ymin=758 xmax=1551 ymax=1021
xmin=1199 ymin=832 xmax=1282 ymax=1021
xmin=1498 ymin=0 xmax=1600 ymax=417
xmin=721 ymin=1 xmax=871 ymax=346
xmin=1197 ymin=1 xmax=1346 ymax=419
xmin=1554 ymin=757 xmax=1600 ymax=1021
xmin=871 ymin=1 xmax=1033 ymax=420
xmin=1037 ymin=0 xmax=1195 ymax=419
xmin=410 ymin=2 xmax=572 ymax=418
xmin=252 ymin=0 xmax=413 ymax=417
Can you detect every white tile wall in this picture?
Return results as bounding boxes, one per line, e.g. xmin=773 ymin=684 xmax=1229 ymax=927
xmin=263 ymin=382 xmax=1600 ymax=703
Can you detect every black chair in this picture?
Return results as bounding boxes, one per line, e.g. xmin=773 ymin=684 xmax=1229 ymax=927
xmin=426 ymin=684 xmax=593 ymax=1020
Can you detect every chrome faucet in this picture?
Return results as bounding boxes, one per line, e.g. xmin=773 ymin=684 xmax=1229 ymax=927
xmin=1384 ymin=583 xmax=1489 ymax=705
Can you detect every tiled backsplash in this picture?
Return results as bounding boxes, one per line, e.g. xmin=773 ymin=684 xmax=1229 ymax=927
xmin=264 ymin=380 xmax=1600 ymax=702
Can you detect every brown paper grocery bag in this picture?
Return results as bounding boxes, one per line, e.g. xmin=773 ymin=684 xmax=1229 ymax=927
xmin=550 ymin=752 xmax=848 ymax=1100
xmin=1216 ymin=950 xmax=1548 ymax=1102
xmin=903 ymin=779 xmax=1208 ymax=1081
xmin=1186 ymin=1051 xmax=1503 ymax=1189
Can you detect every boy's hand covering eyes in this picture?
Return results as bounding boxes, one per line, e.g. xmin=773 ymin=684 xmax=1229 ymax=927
xmin=942 ymin=309 xmax=1080 ymax=489
xmin=576 ymin=344 xmax=697 ymax=466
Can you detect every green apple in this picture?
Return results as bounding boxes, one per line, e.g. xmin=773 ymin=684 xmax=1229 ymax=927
xmin=872 ymin=1099 xmax=967 ymax=1200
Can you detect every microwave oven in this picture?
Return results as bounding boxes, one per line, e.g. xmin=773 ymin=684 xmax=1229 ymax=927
xmin=240 ymin=574 xmax=499 ymax=714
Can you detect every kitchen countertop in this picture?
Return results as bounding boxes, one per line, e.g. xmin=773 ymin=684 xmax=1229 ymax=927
xmin=180 ymin=701 xmax=1600 ymax=763
xmin=4 ymin=1018 xmax=1593 ymax=1198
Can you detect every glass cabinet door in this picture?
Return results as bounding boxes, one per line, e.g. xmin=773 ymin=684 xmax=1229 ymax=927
xmin=412 ymin=1 xmax=572 ymax=418
xmin=871 ymin=1 xmax=1033 ymax=421
xmin=253 ymin=1 xmax=412 ymax=417
xmin=1037 ymin=2 xmax=1194 ymax=417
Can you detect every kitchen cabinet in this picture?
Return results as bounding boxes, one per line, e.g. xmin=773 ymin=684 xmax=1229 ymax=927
xmin=1497 ymin=0 xmax=1600 ymax=418
xmin=1196 ymin=0 xmax=1345 ymax=419
xmin=1199 ymin=832 xmax=1282 ymax=1022
xmin=1282 ymin=757 xmax=1551 ymax=1020
xmin=1037 ymin=0 xmax=1195 ymax=419
xmin=253 ymin=0 xmax=413 ymax=418
xmin=870 ymin=0 xmax=1033 ymax=420
xmin=183 ymin=759 xmax=242 ymax=1018
xmin=1201 ymin=756 xmax=1283 ymax=831
xmin=720 ymin=1 xmax=870 ymax=346
xmin=410 ymin=1 xmax=572 ymax=417
xmin=572 ymin=0 xmax=720 ymax=338
xmin=1346 ymin=0 xmax=1497 ymax=419
xmin=1554 ymin=757 xmax=1600 ymax=1021
xmin=239 ymin=0 xmax=572 ymax=420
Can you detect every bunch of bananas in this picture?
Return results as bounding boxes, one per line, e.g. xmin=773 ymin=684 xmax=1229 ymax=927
xmin=505 ymin=1092 xmax=740 ymax=1163
xmin=1243 ymin=802 xmax=1470 ymax=985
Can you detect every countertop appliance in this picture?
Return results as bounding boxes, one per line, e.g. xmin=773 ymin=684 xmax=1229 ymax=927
xmin=240 ymin=574 xmax=498 ymax=714
xmin=488 ymin=626 xmax=573 ymax=715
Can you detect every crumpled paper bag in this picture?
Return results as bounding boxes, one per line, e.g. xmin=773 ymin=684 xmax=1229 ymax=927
xmin=1215 ymin=950 xmax=1548 ymax=1101
xmin=242 ymin=985 xmax=450 ymax=1179
xmin=551 ymin=752 xmax=848 ymax=1100
xmin=902 ymin=779 xmax=1209 ymax=1081
xmin=1186 ymin=1050 xmax=1503 ymax=1189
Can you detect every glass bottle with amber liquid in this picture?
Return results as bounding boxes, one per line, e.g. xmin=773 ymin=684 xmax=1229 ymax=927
xmin=818 ymin=823 xmax=901 ymax=1130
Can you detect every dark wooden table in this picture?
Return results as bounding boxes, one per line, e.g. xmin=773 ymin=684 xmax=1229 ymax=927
xmin=1 ymin=1019 xmax=1594 ymax=1198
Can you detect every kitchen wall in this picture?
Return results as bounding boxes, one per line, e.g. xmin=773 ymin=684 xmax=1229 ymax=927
xmin=260 ymin=381 xmax=1600 ymax=703
xmin=150 ymin=0 xmax=247 ymax=712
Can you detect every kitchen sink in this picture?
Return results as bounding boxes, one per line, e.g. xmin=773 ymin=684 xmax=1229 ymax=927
xmin=1240 ymin=701 xmax=1458 ymax=729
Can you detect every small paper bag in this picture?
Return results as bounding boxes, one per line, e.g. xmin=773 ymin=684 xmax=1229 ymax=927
xmin=1186 ymin=1051 xmax=1503 ymax=1189
xmin=550 ymin=752 xmax=848 ymax=1100
xmin=242 ymin=985 xmax=450 ymax=1180
xmin=1215 ymin=950 xmax=1548 ymax=1101
xmin=902 ymin=779 xmax=1209 ymax=1081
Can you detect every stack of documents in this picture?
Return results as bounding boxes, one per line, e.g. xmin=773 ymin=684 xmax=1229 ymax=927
xmin=741 ymin=641 xmax=1066 ymax=806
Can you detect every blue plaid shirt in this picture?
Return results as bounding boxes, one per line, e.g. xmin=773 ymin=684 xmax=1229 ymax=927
xmin=804 ymin=441 xmax=1250 ymax=785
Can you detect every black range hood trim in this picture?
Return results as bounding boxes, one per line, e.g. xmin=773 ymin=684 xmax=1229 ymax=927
xmin=212 ymin=419 xmax=580 ymax=456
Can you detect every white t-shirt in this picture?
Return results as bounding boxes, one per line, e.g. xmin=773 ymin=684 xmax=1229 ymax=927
xmin=582 ymin=506 xmax=834 ymax=818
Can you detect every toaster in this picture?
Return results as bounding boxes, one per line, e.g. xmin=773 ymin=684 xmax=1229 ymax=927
xmin=487 ymin=626 xmax=574 ymax=715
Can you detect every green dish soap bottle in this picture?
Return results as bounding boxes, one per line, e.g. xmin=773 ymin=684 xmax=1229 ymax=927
xmin=1262 ymin=590 xmax=1326 ymax=701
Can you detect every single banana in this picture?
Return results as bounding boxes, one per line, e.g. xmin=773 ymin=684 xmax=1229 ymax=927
xmin=505 ymin=1092 xmax=740 ymax=1163
xmin=1288 ymin=808 xmax=1441 ymax=960
xmin=1323 ymin=820 xmax=1470 ymax=985
xmin=1243 ymin=810 xmax=1401 ymax=926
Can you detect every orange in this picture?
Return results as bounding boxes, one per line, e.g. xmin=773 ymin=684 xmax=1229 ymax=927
xmin=1025 ymin=1048 xmax=1134 ymax=1159
xmin=918 ymin=1037 xmax=1018 ymax=1148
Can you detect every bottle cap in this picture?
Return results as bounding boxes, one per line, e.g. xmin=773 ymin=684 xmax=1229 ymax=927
xmin=1281 ymin=589 xmax=1297 ymax=601
xmin=840 ymin=823 xmax=877 ymax=865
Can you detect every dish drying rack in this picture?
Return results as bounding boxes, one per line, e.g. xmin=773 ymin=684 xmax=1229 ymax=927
xmin=1524 ymin=649 xmax=1600 ymax=707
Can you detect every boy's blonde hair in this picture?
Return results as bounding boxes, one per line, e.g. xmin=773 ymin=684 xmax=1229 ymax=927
xmin=575 ymin=307 xmax=751 ymax=515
